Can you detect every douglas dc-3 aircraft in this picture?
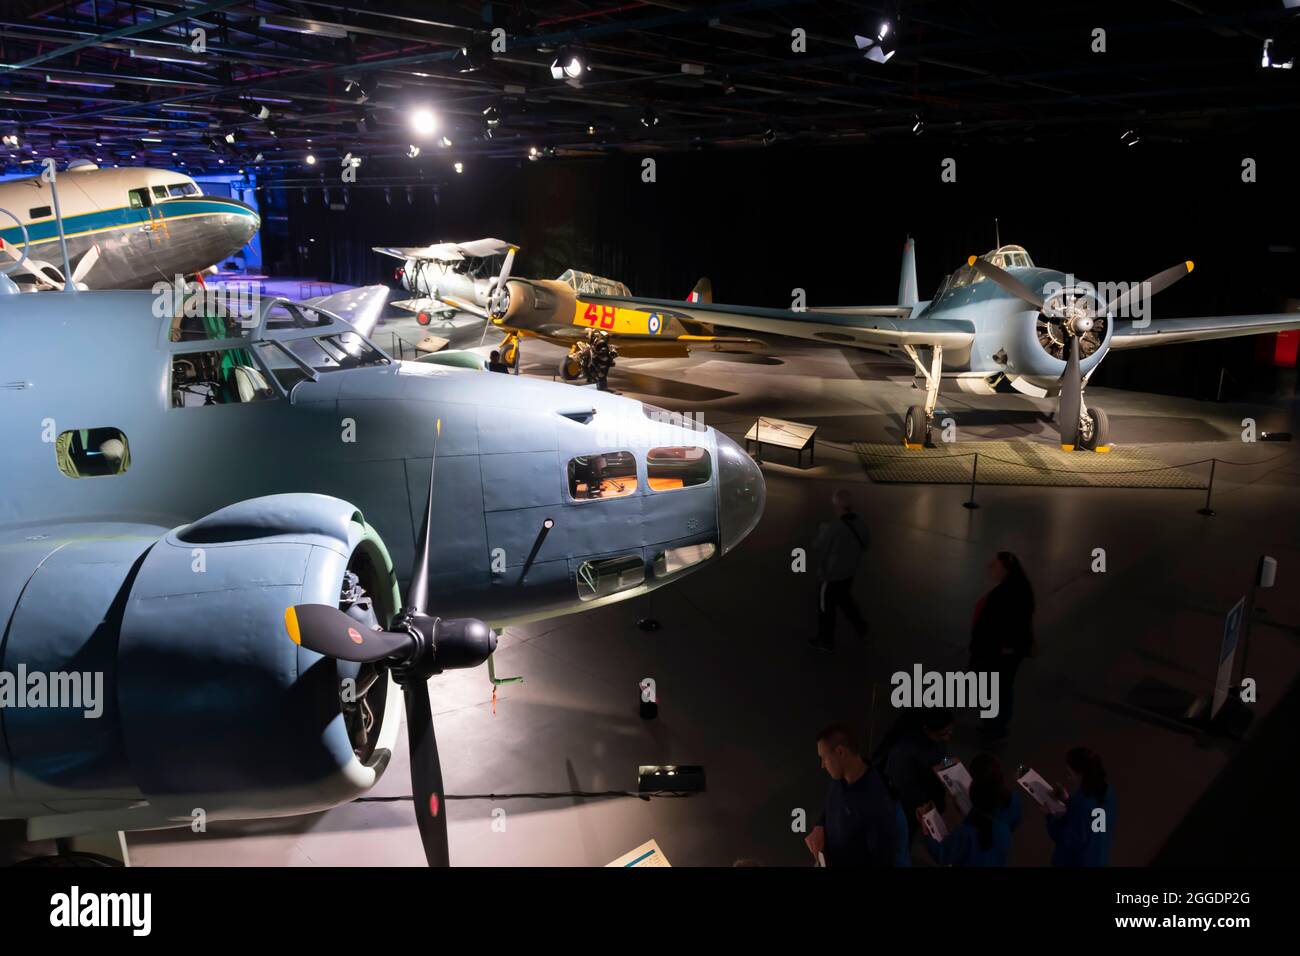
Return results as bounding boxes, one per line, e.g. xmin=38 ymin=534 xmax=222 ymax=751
xmin=0 ymin=278 xmax=763 ymax=866
xmin=375 ymin=239 xmax=755 ymax=386
xmin=0 ymin=163 xmax=259 ymax=289
xmin=562 ymin=238 xmax=1300 ymax=451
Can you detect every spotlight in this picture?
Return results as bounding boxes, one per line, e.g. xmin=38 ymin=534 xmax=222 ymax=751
xmin=223 ymin=131 xmax=236 ymax=145
xmin=453 ymin=41 xmax=489 ymax=73
xmin=343 ymin=75 xmax=378 ymax=101
xmin=761 ymin=126 xmax=776 ymax=145
xmin=1120 ymin=128 xmax=1140 ymax=147
xmin=1 ymin=134 xmax=19 ymax=147
xmin=482 ymin=105 xmax=502 ymax=128
xmin=454 ymin=161 xmax=464 ymax=174
xmin=243 ymin=98 xmax=271 ymax=120
xmin=855 ymin=19 xmax=896 ymax=63
xmin=438 ymin=134 xmax=453 ymax=148
xmin=1262 ymin=38 xmax=1295 ymax=69
xmin=253 ymin=152 xmax=264 ymax=162
xmin=305 ymin=153 xmax=317 ymax=165
xmin=912 ymin=114 xmax=925 ymax=135
xmin=411 ymin=107 xmax=438 ymax=137
xmin=408 ymin=144 xmax=421 ymax=158
xmin=640 ymin=105 xmax=660 ymax=128
xmin=550 ymin=47 xmax=585 ymax=80
xmin=528 ymin=145 xmax=540 ymax=161
xmin=587 ymin=125 xmax=596 ymax=135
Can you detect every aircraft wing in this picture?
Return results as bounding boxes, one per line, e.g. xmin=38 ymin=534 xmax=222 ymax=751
xmin=373 ymin=238 xmax=513 ymax=263
xmin=1109 ymin=313 xmax=1300 ymax=350
xmin=579 ymin=294 xmax=975 ymax=350
xmin=433 ymin=294 xmax=489 ymax=319
xmin=302 ymin=285 xmax=389 ymax=338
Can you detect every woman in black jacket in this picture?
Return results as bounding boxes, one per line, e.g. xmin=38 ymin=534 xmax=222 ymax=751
xmin=968 ymin=552 xmax=1035 ymax=737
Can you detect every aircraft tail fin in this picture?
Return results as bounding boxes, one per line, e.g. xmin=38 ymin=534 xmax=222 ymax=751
xmin=898 ymin=236 xmax=918 ymax=308
xmin=687 ymin=277 xmax=712 ymax=304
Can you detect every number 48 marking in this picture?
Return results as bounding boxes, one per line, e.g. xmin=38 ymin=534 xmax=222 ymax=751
xmin=582 ymin=303 xmax=616 ymax=329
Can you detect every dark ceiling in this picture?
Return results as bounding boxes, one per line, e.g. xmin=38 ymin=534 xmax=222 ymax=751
xmin=2 ymin=1 xmax=1298 ymax=179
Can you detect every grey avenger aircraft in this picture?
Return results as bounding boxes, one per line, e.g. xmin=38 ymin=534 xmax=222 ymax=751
xmin=0 ymin=273 xmax=764 ymax=864
xmin=573 ymin=239 xmax=1300 ymax=450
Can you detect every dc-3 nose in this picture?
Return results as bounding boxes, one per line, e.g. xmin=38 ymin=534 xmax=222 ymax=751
xmin=714 ymin=430 xmax=765 ymax=554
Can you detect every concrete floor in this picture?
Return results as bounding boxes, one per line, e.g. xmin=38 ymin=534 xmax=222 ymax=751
xmin=130 ymin=325 xmax=1300 ymax=866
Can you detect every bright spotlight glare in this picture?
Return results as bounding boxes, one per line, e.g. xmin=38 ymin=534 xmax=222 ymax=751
xmin=305 ymin=153 xmax=316 ymax=165
xmin=411 ymin=108 xmax=439 ymax=137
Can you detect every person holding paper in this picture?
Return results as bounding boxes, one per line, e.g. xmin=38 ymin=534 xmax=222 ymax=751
xmin=884 ymin=709 xmax=954 ymax=842
xmin=807 ymin=723 xmax=906 ymax=867
xmin=968 ymin=551 xmax=1036 ymax=738
xmin=918 ymin=776 xmax=1012 ymax=866
xmin=1046 ymin=747 xmax=1115 ymax=867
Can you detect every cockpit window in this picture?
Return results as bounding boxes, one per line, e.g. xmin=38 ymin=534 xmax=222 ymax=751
xmin=568 ymin=451 xmax=637 ymax=500
xmin=646 ymin=446 xmax=711 ymax=492
xmin=152 ymin=186 xmax=169 ymax=200
xmin=167 ymin=183 xmax=199 ymax=197
xmin=55 ymin=427 xmax=131 ymax=478
xmin=253 ymin=334 xmax=388 ymax=391
xmin=172 ymin=347 xmax=277 ymax=407
xmin=653 ymin=542 xmax=716 ymax=578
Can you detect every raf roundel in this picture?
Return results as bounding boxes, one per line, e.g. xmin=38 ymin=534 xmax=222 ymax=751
xmin=648 ymin=312 xmax=662 ymax=334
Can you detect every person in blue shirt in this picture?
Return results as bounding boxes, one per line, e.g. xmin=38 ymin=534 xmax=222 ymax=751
xmin=805 ymin=722 xmax=906 ymax=867
xmin=1046 ymin=747 xmax=1116 ymax=866
xmin=919 ymin=776 xmax=1012 ymax=866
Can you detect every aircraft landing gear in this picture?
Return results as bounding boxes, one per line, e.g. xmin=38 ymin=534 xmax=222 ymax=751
xmin=499 ymin=332 xmax=521 ymax=373
xmin=902 ymin=344 xmax=943 ymax=448
xmin=559 ymin=331 xmax=617 ymax=390
xmin=1078 ymin=405 xmax=1110 ymax=452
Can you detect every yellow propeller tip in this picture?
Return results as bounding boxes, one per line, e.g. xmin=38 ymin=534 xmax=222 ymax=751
xmin=436 ymin=418 xmax=442 ymax=436
xmin=967 ymin=255 xmax=977 ymax=266
xmin=1186 ymin=260 xmax=1195 ymax=273
xmin=284 ymin=607 xmax=302 ymax=645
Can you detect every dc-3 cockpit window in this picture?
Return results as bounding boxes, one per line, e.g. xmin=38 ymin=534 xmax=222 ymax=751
xmin=576 ymin=553 xmax=646 ymax=602
xmin=167 ymin=183 xmax=200 ymax=197
xmin=646 ymin=446 xmax=711 ymax=492
xmin=55 ymin=428 xmax=131 ymax=479
xmin=567 ymin=451 xmax=638 ymax=500
xmin=172 ymin=347 xmax=276 ymax=407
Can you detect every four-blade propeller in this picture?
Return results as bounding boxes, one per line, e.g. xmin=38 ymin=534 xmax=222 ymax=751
xmin=968 ymin=255 xmax=1194 ymax=448
xmin=284 ymin=419 xmax=496 ymax=866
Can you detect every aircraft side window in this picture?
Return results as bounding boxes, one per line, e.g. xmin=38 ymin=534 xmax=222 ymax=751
xmin=567 ymin=451 xmax=637 ymax=500
xmin=55 ymin=427 xmax=131 ymax=479
xmin=171 ymin=348 xmax=277 ymax=408
xmin=653 ymin=542 xmax=716 ymax=578
xmin=28 ymin=205 xmax=52 ymax=219
xmin=576 ymin=553 xmax=645 ymax=602
xmin=129 ymin=187 xmax=153 ymax=209
xmin=152 ymin=186 xmax=169 ymax=199
xmin=646 ymin=446 xmax=711 ymax=492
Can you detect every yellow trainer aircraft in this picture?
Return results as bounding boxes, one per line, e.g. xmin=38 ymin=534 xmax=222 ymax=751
xmin=378 ymin=239 xmax=758 ymax=386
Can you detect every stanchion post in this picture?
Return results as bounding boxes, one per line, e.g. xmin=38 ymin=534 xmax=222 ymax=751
xmin=963 ymin=452 xmax=980 ymax=510
xmin=1198 ymin=459 xmax=1217 ymax=517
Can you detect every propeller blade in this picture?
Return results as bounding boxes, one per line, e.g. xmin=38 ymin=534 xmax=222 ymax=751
xmin=403 ymin=680 xmax=450 ymax=866
xmin=967 ymin=255 xmax=1045 ymax=311
xmin=405 ymin=418 xmax=441 ymax=615
xmin=1098 ymin=260 xmax=1194 ymax=318
xmin=1057 ymin=335 xmax=1082 ymax=450
xmin=489 ymin=245 xmax=518 ymax=316
xmin=284 ymin=603 xmax=414 ymax=662
xmin=71 ymin=245 xmax=100 ymax=286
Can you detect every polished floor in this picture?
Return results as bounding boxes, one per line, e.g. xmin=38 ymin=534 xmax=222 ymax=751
xmin=130 ymin=328 xmax=1300 ymax=866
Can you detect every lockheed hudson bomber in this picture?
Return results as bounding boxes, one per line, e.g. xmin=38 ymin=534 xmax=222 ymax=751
xmin=0 ymin=230 xmax=765 ymax=865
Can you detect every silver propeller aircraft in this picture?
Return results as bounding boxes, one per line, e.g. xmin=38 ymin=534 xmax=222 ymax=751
xmin=0 ymin=274 xmax=764 ymax=865
xmin=568 ymin=238 xmax=1300 ymax=450
xmin=0 ymin=163 xmax=259 ymax=290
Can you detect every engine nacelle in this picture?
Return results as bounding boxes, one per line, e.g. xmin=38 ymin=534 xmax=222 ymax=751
xmin=0 ymin=494 xmax=404 ymax=840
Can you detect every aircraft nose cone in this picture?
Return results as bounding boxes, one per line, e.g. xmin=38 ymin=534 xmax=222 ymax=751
xmin=714 ymin=430 xmax=765 ymax=554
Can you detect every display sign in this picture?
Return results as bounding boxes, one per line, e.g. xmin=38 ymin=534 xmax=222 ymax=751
xmin=1212 ymin=596 xmax=1245 ymax=719
xmin=606 ymin=838 xmax=671 ymax=867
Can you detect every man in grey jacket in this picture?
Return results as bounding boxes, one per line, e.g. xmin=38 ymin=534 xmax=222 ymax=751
xmin=810 ymin=489 xmax=869 ymax=651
